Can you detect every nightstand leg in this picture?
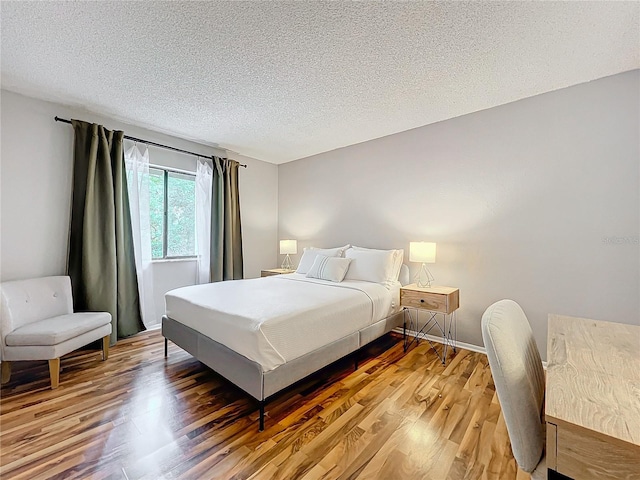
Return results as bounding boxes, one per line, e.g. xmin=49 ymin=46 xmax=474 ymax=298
xmin=453 ymin=311 xmax=457 ymax=352
xmin=403 ymin=310 xmax=407 ymax=352
xmin=442 ymin=314 xmax=448 ymax=364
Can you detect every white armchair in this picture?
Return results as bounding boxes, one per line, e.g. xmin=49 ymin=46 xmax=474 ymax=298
xmin=0 ymin=276 xmax=112 ymax=389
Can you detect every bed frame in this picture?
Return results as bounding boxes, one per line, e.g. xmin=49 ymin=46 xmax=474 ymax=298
xmin=162 ymin=311 xmax=404 ymax=430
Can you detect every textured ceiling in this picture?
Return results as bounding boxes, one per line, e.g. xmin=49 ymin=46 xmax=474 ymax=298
xmin=1 ymin=2 xmax=638 ymax=164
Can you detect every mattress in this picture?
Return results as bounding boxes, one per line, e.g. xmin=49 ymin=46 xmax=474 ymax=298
xmin=165 ymin=273 xmax=400 ymax=372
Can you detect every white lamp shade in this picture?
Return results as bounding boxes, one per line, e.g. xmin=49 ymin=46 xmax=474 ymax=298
xmin=279 ymin=239 xmax=298 ymax=255
xmin=409 ymin=242 xmax=436 ymax=263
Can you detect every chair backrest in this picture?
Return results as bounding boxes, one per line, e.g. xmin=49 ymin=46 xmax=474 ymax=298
xmin=1 ymin=276 xmax=74 ymax=339
xmin=481 ymin=299 xmax=545 ymax=473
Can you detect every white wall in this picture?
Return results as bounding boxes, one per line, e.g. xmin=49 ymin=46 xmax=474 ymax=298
xmin=0 ymin=90 xmax=279 ymax=325
xmin=278 ymin=70 xmax=640 ymax=359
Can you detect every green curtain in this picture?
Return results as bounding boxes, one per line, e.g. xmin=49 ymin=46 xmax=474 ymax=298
xmin=210 ymin=157 xmax=244 ymax=281
xmin=68 ymin=120 xmax=145 ymax=344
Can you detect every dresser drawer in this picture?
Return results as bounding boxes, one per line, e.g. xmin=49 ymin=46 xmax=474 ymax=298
xmin=400 ymin=286 xmax=459 ymax=314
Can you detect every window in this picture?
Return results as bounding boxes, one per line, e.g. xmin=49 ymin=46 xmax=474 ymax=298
xmin=148 ymin=167 xmax=197 ymax=259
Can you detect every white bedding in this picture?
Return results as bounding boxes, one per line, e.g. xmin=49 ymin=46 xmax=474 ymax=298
xmin=165 ymin=273 xmax=400 ymax=372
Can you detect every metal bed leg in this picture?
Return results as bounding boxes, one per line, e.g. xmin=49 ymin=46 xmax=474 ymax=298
xmin=259 ymin=401 xmax=265 ymax=431
xmin=354 ymin=351 xmax=359 ymax=371
xmin=164 ymin=338 xmax=168 ymax=357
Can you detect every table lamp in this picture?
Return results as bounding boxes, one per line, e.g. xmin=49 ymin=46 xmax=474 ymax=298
xmin=279 ymin=240 xmax=297 ymax=270
xmin=409 ymin=242 xmax=436 ymax=288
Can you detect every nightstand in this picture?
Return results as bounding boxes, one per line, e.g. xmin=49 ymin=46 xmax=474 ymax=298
xmin=260 ymin=268 xmax=295 ymax=277
xmin=400 ymin=284 xmax=459 ymax=364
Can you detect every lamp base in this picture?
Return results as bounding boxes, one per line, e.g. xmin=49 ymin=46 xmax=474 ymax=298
xmin=281 ymin=254 xmax=293 ymax=270
xmin=416 ymin=263 xmax=434 ymax=288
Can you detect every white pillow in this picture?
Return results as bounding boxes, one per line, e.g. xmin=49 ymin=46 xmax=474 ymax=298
xmin=313 ymin=244 xmax=350 ymax=256
xmin=344 ymin=248 xmax=398 ymax=285
xmin=351 ymin=246 xmax=404 ymax=281
xmin=398 ymin=264 xmax=410 ymax=286
xmin=306 ymin=255 xmax=352 ymax=283
xmin=296 ymin=245 xmax=350 ymax=274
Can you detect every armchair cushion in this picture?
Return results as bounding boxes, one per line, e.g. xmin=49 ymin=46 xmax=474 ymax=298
xmin=5 ymin=312 xmax=111 ymax=346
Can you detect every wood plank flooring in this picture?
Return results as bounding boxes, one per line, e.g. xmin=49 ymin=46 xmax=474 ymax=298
xmin=0 ymin=329 xmax=531 ymax=480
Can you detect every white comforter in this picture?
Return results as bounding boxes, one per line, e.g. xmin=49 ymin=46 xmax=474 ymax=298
xmin=165 ymin=273 xmax=399 ymax=372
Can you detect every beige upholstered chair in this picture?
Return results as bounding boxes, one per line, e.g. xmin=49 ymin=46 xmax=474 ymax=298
xmin=0 ymin=276 xmax=112 ymax=389
xmin=481 ymin=300 xmax=546 ymax=479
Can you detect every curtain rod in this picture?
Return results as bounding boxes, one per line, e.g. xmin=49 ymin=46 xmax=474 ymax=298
xmin=54 ymin=116 xmax=247 ymax=168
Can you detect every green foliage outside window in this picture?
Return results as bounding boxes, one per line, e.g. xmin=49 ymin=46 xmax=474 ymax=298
xmin=167 ymin=172 xmax=196 ymax=257
xmin=133 ymin=167 xmax=196 ymax=259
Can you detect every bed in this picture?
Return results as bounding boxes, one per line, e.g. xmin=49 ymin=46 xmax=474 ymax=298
xmin=163 ymin=250 xmax=408 ymax=430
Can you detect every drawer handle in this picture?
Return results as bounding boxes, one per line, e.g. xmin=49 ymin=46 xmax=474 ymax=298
xmin=420 ymin=299 xmax=425 ymax=303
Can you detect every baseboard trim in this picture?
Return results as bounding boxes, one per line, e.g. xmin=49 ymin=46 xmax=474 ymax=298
xmin=392 ymin=327 xmax=486 ymax=355
xmin=392 ymin=327 xmax=549 ymax=369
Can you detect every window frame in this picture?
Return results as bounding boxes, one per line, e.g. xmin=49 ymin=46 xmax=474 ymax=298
xmin=149 ymin=165 xmax=198 ymax=261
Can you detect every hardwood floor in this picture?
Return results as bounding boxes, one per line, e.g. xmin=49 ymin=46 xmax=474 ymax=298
xmin=0 ymin=329 xmax=531 ymax=480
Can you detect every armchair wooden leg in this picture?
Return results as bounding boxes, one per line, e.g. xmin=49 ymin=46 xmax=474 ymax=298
xmin=48 ymin=358 xmax=60 ymax=389
xmin=102 ymin=335 xmax=110 ymax=361
xmin=1 ymin=362 xmax=11 ymax=384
